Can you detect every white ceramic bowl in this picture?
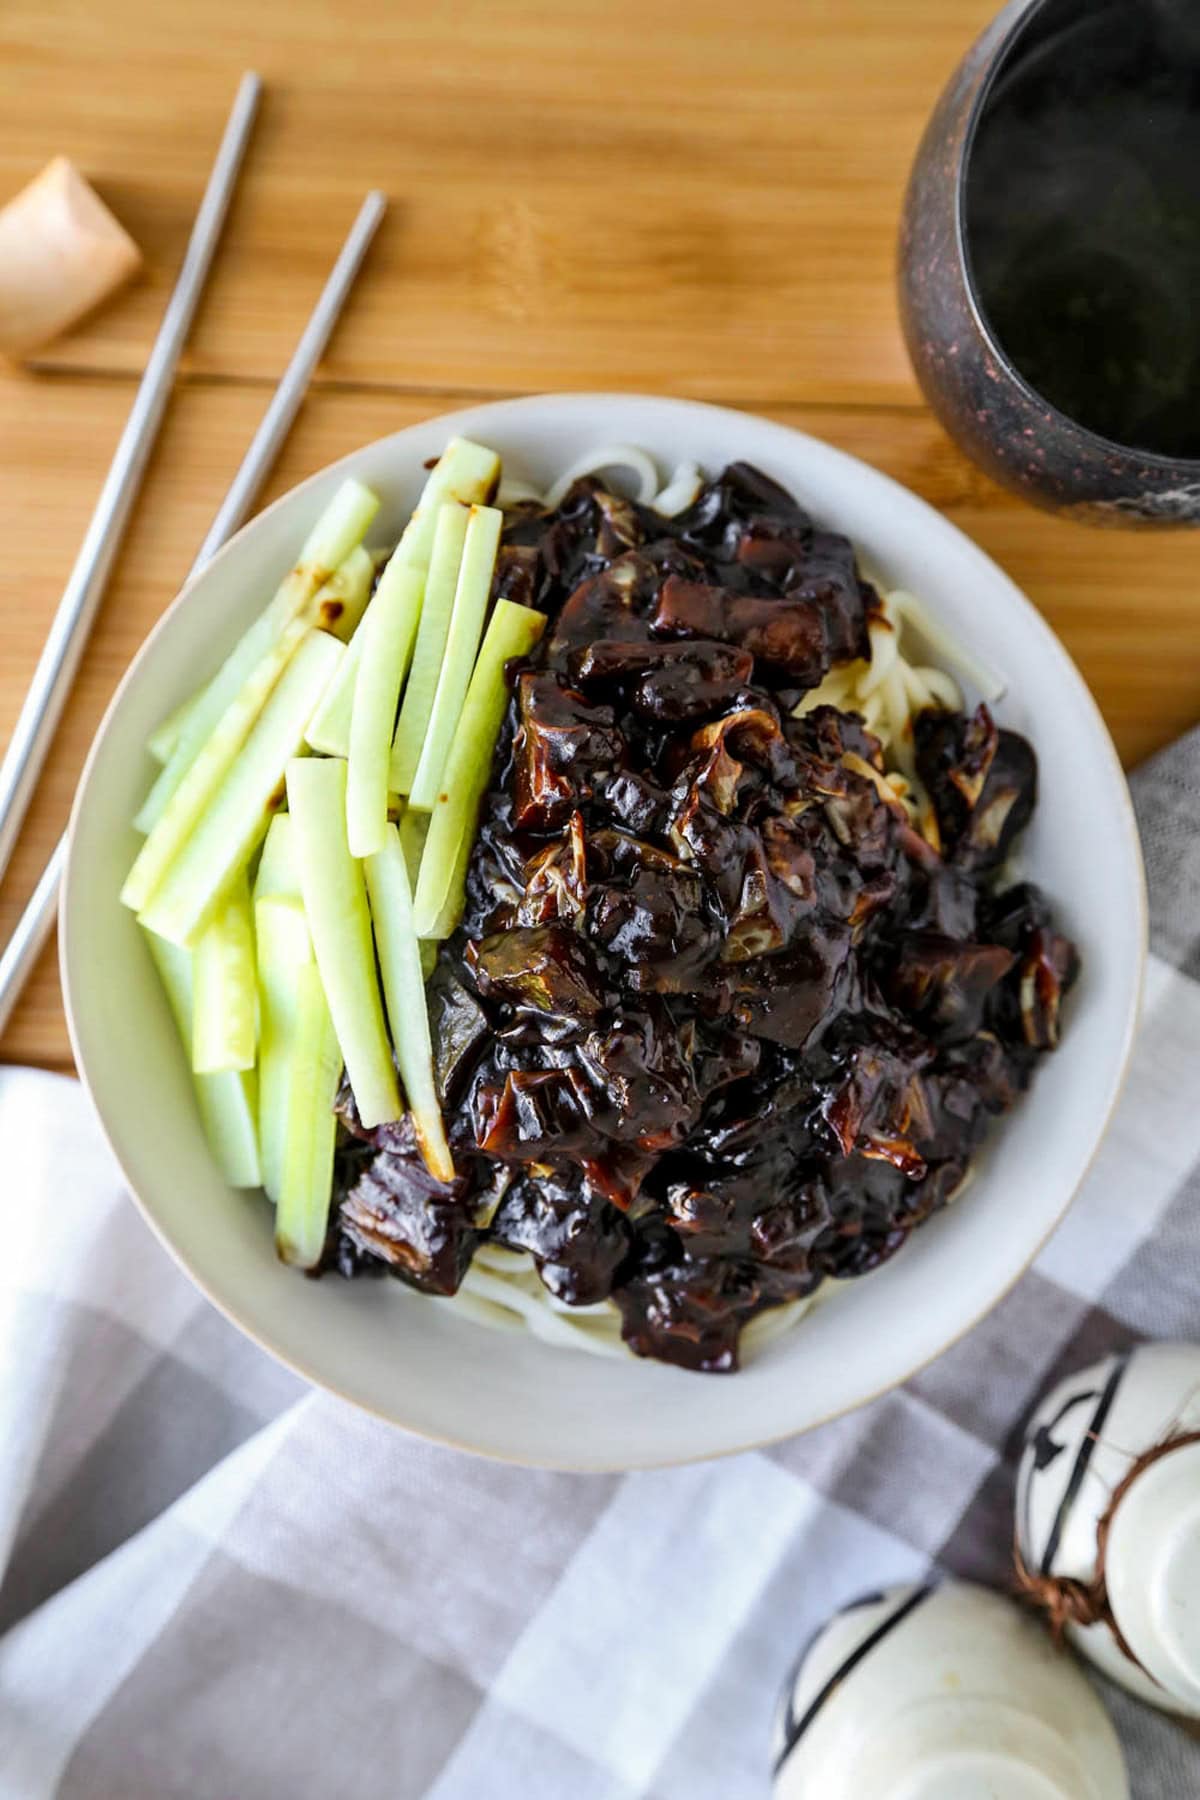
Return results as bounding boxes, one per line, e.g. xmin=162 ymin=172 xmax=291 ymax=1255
xmin=61 ymin=393 xmax=1145 ymax=1470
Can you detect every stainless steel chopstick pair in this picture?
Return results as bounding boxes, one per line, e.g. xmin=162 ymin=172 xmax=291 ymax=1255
xmin=0 ymin=73 xmax=386 ymax=1039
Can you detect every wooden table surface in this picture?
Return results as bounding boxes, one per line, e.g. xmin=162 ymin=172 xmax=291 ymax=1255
xmin=1 ymin=0 xmax=1198 ymax=1070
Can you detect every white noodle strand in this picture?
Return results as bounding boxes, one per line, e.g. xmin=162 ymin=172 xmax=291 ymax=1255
xmin=495 ymin=474 xmax=546 ymax=508
xmin=652 ymin=461 xmax=704 ymax=516
xmin=542 ymin=445 xmax=661 ymax=510
xmin=886 ymin=589 xmax=1006 ymax=704
xmin=859 ymin=620 xmax=897 ymax=695
xmin=495 ymin=455 xmax=704 ymax=519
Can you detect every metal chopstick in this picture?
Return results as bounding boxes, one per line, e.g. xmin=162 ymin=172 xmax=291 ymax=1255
xmin=0 ymin=189 xmax=387 ymax=1043
xmin=0 ymin=835 xmax=66 ymax=1038
xmin=0 ymin=71 xmax=262 ymax=893
xmin=189 ymin=189 xmax=385 ymax=577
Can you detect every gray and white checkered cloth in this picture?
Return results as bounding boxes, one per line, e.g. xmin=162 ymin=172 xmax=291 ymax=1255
xmin=3 ymin=735 xmax=1200 ymax=1800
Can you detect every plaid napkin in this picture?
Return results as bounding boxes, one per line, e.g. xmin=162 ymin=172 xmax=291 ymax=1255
xmin=3 ymin=736 xmax=1200 ymax=1800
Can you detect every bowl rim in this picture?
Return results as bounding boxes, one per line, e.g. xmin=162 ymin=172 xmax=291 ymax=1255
xmin=60 ymin=391 xmax=1148 ymax=1467
xmin=956 ymin=0 xmax=1200 ymax=476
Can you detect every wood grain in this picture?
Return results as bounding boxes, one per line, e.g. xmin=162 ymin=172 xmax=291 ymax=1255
xmin=0 ymin=0 xmax=1000 ymax=404
xmin=0 ymin=0 xmax=1196 ymax=1071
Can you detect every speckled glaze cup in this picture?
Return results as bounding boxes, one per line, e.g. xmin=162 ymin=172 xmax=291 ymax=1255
xmin=1016 ymin=1342 xmax=1200 ymax=1719
xmin=899 ymin=0 xmax=1200 ymax=524
xmin=772 ymin=1582 xmax=1128 ymax=1799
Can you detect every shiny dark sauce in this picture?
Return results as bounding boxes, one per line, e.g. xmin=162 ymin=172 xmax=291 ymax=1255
xmin=967 ymin=0 xmax=1200 ymax=458
xmin=326 ymin=466 xmax=1076 ymax=1372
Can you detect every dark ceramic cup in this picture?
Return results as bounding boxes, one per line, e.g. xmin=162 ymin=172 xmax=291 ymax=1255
xmin=899 ymin=0 xmax=1200 ymax=524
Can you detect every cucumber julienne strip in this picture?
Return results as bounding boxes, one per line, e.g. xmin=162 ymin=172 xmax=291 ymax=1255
xmin=137 ymin=630 xmax=344 ymax=946
xmin=304 ymin=441 xmax=498 ymax=765
xmin=397 ymin=436 xmax=500 ymax=574
xmin=192 ymin=868 xmax=257 ymax=1074
xmin=254 ymin=823 xmax=313 ymax=1201
xmin=418 ymin=836 xmax=474 ymax=943
xmin=303 ymin=629 xmax=362 ymax=759
xmin=124 ymin=613 xmax=312 ymax=913
xmin=275 ymin=957 xmax=343 ymax=1268
xmin=407 ymin=504 xmax=503 ymax=813
xmin=146 ymin=544 xmax=374 ymax=774
xmin=145 ymin=545 xmax=373 ymax=783
xmin=286 ymin=756 xmax=400 ymax=1130
xmin=315 ymin=543 xmax=375 ymax=643
xmin=365 ymin=825 xmax=454 ymax=1181
xmin=397 ymin=807 xmax=437 ymax=976
xmin=143 ymin=927 xmax=261 ymax=1189
xmin=256 ymin=894 xmax=316 ymax=1205
xmin=147 ymin=690 xmax=202 ymax=766
xmin=388 ymin=503 xmax=470 ymax=795
xmin=345 ymin=560 xmax=426 ymax=858
xmin=253 ymin=813 xmax=301 ymax=903
xmin=412 ymin=599 xmax=547 ymax=940
xmin=135 ymin=478 xmax=378 ymax=834
xmin=397 ymin=805 xmax=428 ymax=889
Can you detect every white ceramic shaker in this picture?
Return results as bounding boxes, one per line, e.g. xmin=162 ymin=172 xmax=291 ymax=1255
xmin=1016 ymin=1339 xmax=1200 ymax=1719
xmin=773 ymin=1579 xmax=1127 ymax=1800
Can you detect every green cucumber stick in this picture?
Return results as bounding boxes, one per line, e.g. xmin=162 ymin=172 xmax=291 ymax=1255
xmin=274 ymin=957 xmax=343 ymax=1268
xmin=397 ymin=437 xmax=500 ymax=573
xmin=147 ymin=690 xmax=203 ymax=767
xmin=305 ymin=441 xmax=498 ymax=765
xmin=123 ymin=614 xmax=312 ymax=914
xmin=136 ymin=631 xmax=344 ymax=946
xmin=364 ymin=825 xmax=454 ymax=1181
xmin=143 ymin=543 xmax=373 ymax=774
xmin=345 ymin=560 xmax=426 ymax=858
xmin=255 ymin=894 xmax=316 ymax=1204
xmin=253 ymin=814 xmax=301 ymax=903
xmin=136 ymin=478 xmax=378 ymax=833
xmin=407 ymin=505 xmax=503 ymax=812
xmin=412 ymin=600 xmax=546 ymax=939
xmin=304 ymin=630 xmax=362 ymax=759
xmin=398 ymin=806 xmax=429 ymax=889
xmin=192 ymin=868 xmax=257 ymax=1074
xmin=142 ymin=926 xmax=261 ymax=1188
xmin=397 ymin=807 xmax=436 ymax=976
xmin=419 ymin=833 xmax=475 ymax=944
xmin=315 ymin=544 xmax=375 ymax=643
xmin=388 ymin=505 xmax=470 ymax=795
xmin=286 ymin=756 xmax=400 ymax=1129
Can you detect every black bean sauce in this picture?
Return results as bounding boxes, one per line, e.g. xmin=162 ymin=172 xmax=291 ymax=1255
xmin=327 ymin=466 xmax=1077 ymax=1372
